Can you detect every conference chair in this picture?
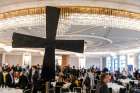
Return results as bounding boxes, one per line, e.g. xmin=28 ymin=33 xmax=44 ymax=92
xmin=55 ymin=86 xmax=61 ymax=93
xmin=60 ymin=88 xmax=70 ymax=93
xmin=119 ymin=88 xmax=126 ymax=93
xmin=49 ymin=88 xmax=55 ymax=93
xmin=90 ymin=89 xmax=96 ymax=93
xmin=108 ymin=88 xmax=112 ymax=93
xmin=73 ymin=87 xmax=82 ymax=93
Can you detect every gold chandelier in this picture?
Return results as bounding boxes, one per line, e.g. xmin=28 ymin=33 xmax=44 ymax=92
xmin=0 ymin=6 xmax=140 ymax=20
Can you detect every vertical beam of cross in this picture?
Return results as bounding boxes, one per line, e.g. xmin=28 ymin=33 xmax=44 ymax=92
xmin=41 ymin=6 xmax=60 ymax=81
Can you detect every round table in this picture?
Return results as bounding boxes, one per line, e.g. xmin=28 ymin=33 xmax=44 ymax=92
xmin=108 ymin=83 xmax=125 ymax=93
xmin=0 ymin=88 xmax=22 ymax=93
xmin=118 ymin=79 xmax=139 ymax=86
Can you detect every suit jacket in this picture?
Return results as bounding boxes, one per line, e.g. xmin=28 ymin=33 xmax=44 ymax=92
xmin=19 ymin=75 xmax=28 ymax=89
xmin=32 ymin=70 xmax=39 ymax=86
xmin=96 ymin=83 xmax=109 ymax=93
xmin=0 ymin=72 xmax=4 ymax=84
xmin=14 ymin=66 xmax=22 ymax=72
xmin=6 ymin=73 xmax=14 ymax=87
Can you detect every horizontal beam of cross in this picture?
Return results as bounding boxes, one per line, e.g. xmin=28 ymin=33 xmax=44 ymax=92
xmin=12 ymin=32 xmax=84 ymax=53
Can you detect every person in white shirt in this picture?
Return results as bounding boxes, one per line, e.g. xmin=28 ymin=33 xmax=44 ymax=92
xmin=6 ymin=69 xmax=14 ymax=87
xmin=122 ymin=68 xmax=128 ymax=77
xmin=88 ymin=70 xmax=95 ymax=88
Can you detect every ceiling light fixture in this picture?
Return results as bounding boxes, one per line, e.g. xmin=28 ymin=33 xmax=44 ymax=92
xmin=3 ymin=46 xmax=13 ymax=52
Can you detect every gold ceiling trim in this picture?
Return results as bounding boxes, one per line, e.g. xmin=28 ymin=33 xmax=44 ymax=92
xmin=0 ymin=6 xmax=140 ymax=19
xmin=60 ymin=6 xmax=140 ymax=19
xmin=0 ymin=7 xmax=46 ymax=19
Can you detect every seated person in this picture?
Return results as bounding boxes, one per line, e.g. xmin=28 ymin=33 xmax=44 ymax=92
xmin=95 ymin=73 xmax=110 ymax=93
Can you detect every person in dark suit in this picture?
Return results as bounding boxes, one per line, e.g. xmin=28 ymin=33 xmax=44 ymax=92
xmin=6 ymin=69 xmax=14 ymax=88
xmin=32 ymin=66 xmax=39 ymax=93
xmin=15 ymin=64 xmax=22 ymax=72
xmin=0 ymin=67 xmax=4 ymax=87
xmin=96 ymin=73 xmax=110 ymax=93
xmin=19 ymin=72 xmax=29 ymax=89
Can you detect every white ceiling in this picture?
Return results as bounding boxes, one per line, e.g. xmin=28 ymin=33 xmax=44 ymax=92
xmin=0 ymin=0 xmax=140 ymax=12
xmin=0 ymin=0 xmax=140 ymax=55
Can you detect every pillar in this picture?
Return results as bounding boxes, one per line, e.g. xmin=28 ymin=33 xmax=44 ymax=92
xmin=79 ymin=55 xmax=86 ymax=68
xmin=127 ymin=53 xmax=136 ymax=71
xmin=2 ymin=53 xmax=6 ymax=66
xmin=0 ymin=54 xmax=3 ymax=66
xmin=61 ymin=55 xmax=69 ymax=68
xmin=22 ymin=53 xmax=32 ymax=67
xmin=102 ymin=57 xmax=106 ymax=69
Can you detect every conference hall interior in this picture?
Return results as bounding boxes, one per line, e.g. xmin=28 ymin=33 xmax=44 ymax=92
xmin=0 ymin=0 xmax=140 ymax=93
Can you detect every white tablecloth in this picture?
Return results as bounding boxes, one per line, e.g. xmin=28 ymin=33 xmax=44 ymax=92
xmin=0 ymin=88 xmax=22 ymax=93
xmin=108 ymin=83 xmax=124 ymax=93
xmin=51 ymin=82 xmax=56 ymax=87
xmin=118 ymin=79 xmax=139 ymax=85
xmin=62 ymin=83 xmax=71 ymax=88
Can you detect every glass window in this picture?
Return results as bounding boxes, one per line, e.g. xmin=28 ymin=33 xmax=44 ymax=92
xmin=106 ymin=56 xmax=112 ymax=71
xmin=138 ymin=54 xmax=140 ymax=70
xmin=119 ymin=55 xmax=127 ymax=72
xmin=112 ymin=56 xmax=119 ymax=71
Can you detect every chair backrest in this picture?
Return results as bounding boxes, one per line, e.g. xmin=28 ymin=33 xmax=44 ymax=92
xmin=94 ymin=79 xmax=97 ymax=85
xmin=90 ymin=89 xmax=96 ymax=93
xmin=129 ymin=81 xmax=135 ymax=87
xmin=55 ymin=86 xmax=61 ymax=93
xmin=126 ymin=84 xmax=129 ymax=90
xmin=60 ymin=88 xmax=70 ymax=93
xmin=73 ymin=87 xmax=82 ymax=93
xmin=23 ymin=89 xmax=31 ymax=93
xmin=49 ymin=88 xmax=55 ymax=93
xmin=119 ymin=88 xmax=126 ymax=93
xmin=108 ymin=88 xmax=112 ymax=93
xmin=134 ymin=89 xmax=140 ymax=93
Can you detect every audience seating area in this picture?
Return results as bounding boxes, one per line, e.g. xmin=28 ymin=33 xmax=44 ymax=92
xmin=0 ymin=64 xmax=140 ymax=93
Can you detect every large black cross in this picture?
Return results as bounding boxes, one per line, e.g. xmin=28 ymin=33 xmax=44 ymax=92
xmin=12 ymin=6 xmax=84 ymax=81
